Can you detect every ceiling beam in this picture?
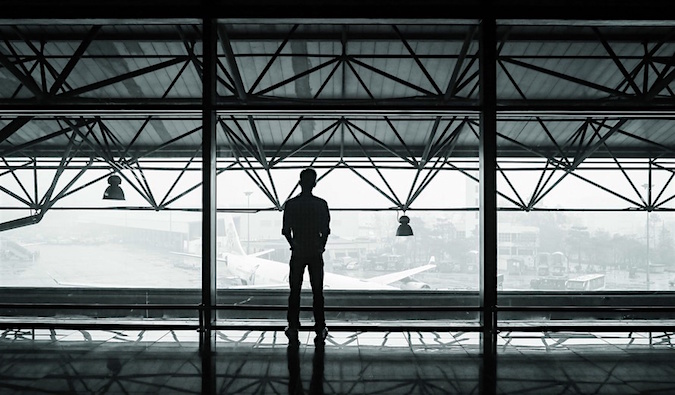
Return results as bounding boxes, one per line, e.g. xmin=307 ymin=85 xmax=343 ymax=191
xmin=0 ymin=116 xmax=32 ymax=144
xmin=6 ymin=30 xmax=675 ymax=44
xmin=1 ymin=1 xmax=672 ymax=21
xmin=0 ymin=45 xmax=45 ymax=100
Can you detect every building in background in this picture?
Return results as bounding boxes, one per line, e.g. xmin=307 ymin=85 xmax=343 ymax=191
xmin=498 ymin=224 xmax=540 ymax=274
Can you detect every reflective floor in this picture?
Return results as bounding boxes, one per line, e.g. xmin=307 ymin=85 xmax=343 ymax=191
xmin=1 ymin=328 xmax=675 ymax=394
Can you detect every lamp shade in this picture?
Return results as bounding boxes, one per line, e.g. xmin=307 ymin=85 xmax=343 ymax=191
xmin=103 ymin=175 xmax=125 ymax=200
xmin=396 ymin=215 xmax=413 ymax=236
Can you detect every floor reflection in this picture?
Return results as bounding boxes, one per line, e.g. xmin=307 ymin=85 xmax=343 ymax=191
xmin=1 ymin=328 xmax=674 ymax=394
xmin=287 ymin=339 xmax=325 ymax=395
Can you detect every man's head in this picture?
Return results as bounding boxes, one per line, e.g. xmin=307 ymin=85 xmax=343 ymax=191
xmin=299 ymin=168 xmax=317 ymax=190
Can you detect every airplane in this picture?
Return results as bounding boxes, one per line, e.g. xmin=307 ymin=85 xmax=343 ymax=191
xmin=172 ymin=215 xmax=437 ymax=291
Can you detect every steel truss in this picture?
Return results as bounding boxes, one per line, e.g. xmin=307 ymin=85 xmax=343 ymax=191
xmin=1 ymin=21 xmax=675 ymax=111
xmin=496 ymin=117 xmax=675 ymax=211
xmin=0 ymin=22 xmax=481 ymax=108
xmin=4 ymin=115 xmax=675 ymax=227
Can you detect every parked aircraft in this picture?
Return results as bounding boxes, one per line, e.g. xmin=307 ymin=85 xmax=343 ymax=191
xmin=173 ymin=215 xmax=436 ymax=290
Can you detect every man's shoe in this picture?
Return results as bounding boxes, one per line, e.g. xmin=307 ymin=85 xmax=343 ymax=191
xmin=284 ymin=326 xmax=299 ymax=341
xmin=315 ymin=327 xmax=328 ymax=341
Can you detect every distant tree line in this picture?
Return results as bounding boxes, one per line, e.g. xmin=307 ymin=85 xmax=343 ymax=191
xmin=400 ymin=211 xmax=675 ymax=271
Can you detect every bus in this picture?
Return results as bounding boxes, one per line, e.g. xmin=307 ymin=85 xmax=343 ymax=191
xmin=565 ymin=274 xmax=605 ymax=291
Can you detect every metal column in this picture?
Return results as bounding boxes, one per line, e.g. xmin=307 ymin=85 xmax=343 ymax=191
xmin=201 ymin=15 xmax=218 ymax=395
xmin=479 ymin=16 xmax=498 ymax=362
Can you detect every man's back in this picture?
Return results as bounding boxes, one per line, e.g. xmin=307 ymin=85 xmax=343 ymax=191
xmin=283 ymin=193 xmax=330 ymax=253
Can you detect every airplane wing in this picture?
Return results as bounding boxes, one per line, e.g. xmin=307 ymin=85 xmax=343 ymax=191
xmin=46 ymin=272 xmax=174 ymax=288
xmin=248 ymin=249 xmax=274 ymax=258
xmin=170 ymin=251 xmax=228 ymax=262
xmin=366 ymin=263 xmax=436 ymax=286
xmin=170 ymin=250 xmax=273 ymax=259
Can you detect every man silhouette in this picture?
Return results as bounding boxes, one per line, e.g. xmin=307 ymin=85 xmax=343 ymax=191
xmin=282 ymin=168 xmax=331 ymax=342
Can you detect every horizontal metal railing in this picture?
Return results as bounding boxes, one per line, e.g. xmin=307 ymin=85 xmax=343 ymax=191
xmin=3 ymin=303 xmax=675 ymax=313
xmin=0 ymin=303 xmax=200 ymax=310
xmin=2 ymin=291 xmax=675 ymax=332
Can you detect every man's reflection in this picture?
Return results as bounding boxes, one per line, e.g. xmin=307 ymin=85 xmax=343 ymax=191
xmin=287 ymin=339 xmax=325 ymax=395
xmin=287 ymin=342 xmax=302 ymax=395
xmin=310 ymin=340 xmax=325 ymax=395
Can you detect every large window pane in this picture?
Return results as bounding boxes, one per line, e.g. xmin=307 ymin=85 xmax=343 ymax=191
xmin=213 ymin=157 xmax=480 ymax=325
xmin=496 ymin=119 xmax=675 ymax=324
xmin=0 ymin=114 xmax=203 ymax=322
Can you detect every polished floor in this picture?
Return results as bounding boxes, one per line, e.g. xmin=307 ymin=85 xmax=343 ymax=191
xmin=1 ymin=328 xmax=675 ymax=394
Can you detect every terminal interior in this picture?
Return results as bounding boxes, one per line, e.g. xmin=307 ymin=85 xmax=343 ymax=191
xmin=1 ymin=2 xmax=675 ymax=393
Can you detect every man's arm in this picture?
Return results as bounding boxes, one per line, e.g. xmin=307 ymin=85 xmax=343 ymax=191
xmin=282 ymin=203 xmax=295 ymax=250
xmin=319 ymin=200 xmax=330 ymax=251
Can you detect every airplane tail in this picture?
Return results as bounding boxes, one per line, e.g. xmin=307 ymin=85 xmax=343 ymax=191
xmin=219 ymin=214 xmax=246 ymax=256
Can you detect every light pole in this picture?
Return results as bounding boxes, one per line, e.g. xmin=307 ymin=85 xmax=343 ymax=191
xmin=244 ymin=191 xmax=252 ymax=254
xmin=643 ymin=183 xmax=653 ymax=290
xmin=647 ymin=210 xmax=651 ymax=290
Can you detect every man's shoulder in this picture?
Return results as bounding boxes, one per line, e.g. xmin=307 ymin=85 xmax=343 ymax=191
xmin=286 ymin=194 xmax=327 ymax=205
xmin=309 ymin=195 xmax=328 ymax=208
xmin=312 ymin=195 xmax=328 ymax=204
xmin=284 ymin=195 xmax=303 ymax=210
xmin=286 ymin=195 xmax=300 ymax=205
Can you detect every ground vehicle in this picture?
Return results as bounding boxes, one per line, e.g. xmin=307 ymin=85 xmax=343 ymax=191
xmin=371 ymin=254 xmax=405 ymax=271
xmin=565 ymin=274 xmax=605 ymax=291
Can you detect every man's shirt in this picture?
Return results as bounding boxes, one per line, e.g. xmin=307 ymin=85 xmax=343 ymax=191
xmin=282 ymin=192 xmax=330 ymax=253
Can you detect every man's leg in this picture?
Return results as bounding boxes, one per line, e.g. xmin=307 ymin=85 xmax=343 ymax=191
xmin=307 ymin=253 xmax=326 ymax=337
xmin=287 ymin=254 xmax=304 ymax=334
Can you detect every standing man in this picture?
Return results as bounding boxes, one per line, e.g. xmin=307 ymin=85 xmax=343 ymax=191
xmin=282 ymin=168 xmax=331 ymax=342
